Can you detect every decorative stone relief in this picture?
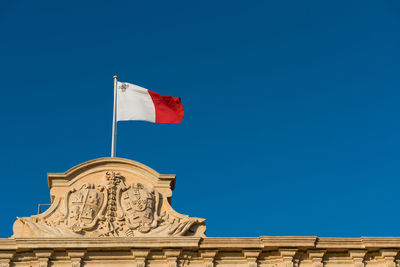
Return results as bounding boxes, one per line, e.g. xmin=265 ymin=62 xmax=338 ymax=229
xmin=66 ymin=183 xmax=106 ymax=233
xmin=12 ymin=160 xmax=206 ymax=238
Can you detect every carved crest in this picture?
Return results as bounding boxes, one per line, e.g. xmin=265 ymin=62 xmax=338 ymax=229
xmin=65 ymin=183 xmax=106 ymax=232
xmin=121 ymin=183 xmax=158 ymax=233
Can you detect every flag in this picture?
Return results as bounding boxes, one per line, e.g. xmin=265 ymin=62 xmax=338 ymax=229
xmin=116 ymin=82 xmax=184 ymax=123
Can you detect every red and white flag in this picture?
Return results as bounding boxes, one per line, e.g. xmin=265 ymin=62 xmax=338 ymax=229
xmin=116 ymin=82 xmax=184 ymax=123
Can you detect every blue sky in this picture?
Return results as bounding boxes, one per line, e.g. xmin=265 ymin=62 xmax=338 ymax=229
xmin=1 ymin=0 xmax=400 ymax=238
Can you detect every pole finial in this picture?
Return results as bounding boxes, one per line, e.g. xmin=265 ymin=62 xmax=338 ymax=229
xmin=113 ymin=75 xmax=118 ymax=79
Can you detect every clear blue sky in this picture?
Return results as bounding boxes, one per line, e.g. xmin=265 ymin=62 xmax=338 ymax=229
xmin=1 ymin=0 xmax=400 ymax=238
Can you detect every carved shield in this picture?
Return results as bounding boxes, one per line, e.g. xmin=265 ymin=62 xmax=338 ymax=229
xmin=120 ymin=183 xmax=156 ymax=233
xmin=67 ymin=184 xmax=105 ymax=231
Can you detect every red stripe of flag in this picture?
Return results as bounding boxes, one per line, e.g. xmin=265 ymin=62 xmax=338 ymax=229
xmin=148 ymin=90 xmax=184 ymax=123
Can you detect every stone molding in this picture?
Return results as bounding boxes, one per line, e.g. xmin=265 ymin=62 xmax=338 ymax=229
xmin=4 ymin=236 xmax=400 ymax=250
xmin=1 ymin=237 xmax=400 ymax=267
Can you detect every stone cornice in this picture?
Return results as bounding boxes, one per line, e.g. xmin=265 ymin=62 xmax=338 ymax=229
xmin=200 ymin=237 xmax=400 ymax=250
xmin=2 ymin=237 xmax=400 ymax=251
xmin=316 ymin=238 xmax=363 ymax=248
xmin=1 ymin=237 xmax=201 ymax=250
xmin=46 ymin=157 xmax=176 ymax=189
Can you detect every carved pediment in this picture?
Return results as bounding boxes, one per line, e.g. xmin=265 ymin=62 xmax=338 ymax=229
xmin=12 ymin=158 xmax=206 ymax=238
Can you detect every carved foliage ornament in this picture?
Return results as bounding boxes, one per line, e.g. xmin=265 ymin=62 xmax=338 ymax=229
xmin=13 ymin=171 xmax=205 ymax=238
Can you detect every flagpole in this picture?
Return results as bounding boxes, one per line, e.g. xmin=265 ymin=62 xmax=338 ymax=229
xmin=111 ymin=75 xmax=118 ymax=157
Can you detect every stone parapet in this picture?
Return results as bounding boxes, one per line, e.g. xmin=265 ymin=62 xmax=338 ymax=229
xmin=1 ymin=236 xmax=400 ymax=266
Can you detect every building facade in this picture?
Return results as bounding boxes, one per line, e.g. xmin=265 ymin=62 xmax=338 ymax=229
xmin=2 ymin=158 xmax=399 ymax=267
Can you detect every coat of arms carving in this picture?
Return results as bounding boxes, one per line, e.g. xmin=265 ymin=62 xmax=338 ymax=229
xmin=121 ymin=183 xmax=159 ymax=233
xmin=65 ymin=184 xmax=106 ymax=232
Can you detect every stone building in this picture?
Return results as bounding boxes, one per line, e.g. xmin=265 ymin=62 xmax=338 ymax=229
xmin=2 ymin=157 xmax=400 ymax=267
